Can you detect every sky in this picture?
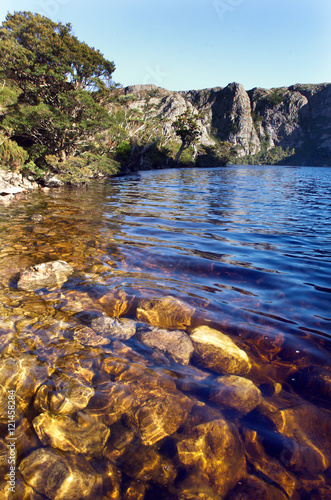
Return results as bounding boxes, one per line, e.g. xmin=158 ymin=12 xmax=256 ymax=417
xmin=0 ymin=0 xmax=330 ymax=92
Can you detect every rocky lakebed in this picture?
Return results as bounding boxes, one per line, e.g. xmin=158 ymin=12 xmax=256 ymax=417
xmin=0 ymin=258 xmax=330 ymax=500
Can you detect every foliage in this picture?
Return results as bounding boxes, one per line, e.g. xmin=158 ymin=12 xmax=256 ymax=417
xmin=267 ymin=92 xmax=284 ymax=106
xmin=45 ymin=153 xmax=120 ymax=184
xmin=234 ymin=145 xmax=295 ymax=165
xmin=0 ymin=138 xmax=28 ymax=171
xmin=172 ymin=110 xmax=202 ymax=162
xmin=0 ymin=11 xmax=115 ymax=165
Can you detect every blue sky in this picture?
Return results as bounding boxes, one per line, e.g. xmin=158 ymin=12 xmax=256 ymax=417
xmin=1 ymin=0 xmax=330 ymax=91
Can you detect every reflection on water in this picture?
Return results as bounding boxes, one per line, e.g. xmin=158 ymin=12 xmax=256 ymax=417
xmin=0 ymin=166 xmax=331 ymax=499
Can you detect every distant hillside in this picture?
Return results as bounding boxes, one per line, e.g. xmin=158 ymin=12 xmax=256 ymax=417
xmin=118 ymin=82 xmax=331 ymax=167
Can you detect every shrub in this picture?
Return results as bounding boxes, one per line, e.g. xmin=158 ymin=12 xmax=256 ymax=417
xmin=0 ymin=139 xmax=28 ymax=171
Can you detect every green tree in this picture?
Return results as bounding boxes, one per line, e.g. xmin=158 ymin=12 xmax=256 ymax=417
xmin=0 ymin=11 xmax=115 ymax=163
xmin=172 ymin=110 xmax=202 ymax=163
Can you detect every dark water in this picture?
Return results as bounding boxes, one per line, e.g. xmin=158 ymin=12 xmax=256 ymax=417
xmin=0 ymin=165 xmax=331 ymax=499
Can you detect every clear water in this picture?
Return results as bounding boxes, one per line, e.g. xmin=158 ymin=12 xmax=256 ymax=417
xmin=0 ymin=165 xmax=331 ymax=499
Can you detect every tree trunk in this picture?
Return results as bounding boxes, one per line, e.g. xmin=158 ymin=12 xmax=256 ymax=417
xmin=175 ymin=142 xmax=187 ymax=163
xmin=59 ymin=149 xmax=66 ymax=162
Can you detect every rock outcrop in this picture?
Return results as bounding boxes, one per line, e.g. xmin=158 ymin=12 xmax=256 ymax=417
xmin=120 ymin=81 xmax=331 ymax=165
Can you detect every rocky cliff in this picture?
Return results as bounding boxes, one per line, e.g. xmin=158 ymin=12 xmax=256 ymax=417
xmin=121 ymin=82 xmax=331 ymax=166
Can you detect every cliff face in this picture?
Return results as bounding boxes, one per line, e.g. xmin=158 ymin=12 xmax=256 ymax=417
xmin=121 ymin=82 xmax=331 ymax=165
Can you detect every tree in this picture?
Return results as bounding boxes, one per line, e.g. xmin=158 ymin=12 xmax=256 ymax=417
xmin=0 ymin=11 xmax=116 ymax=162
xmin=172 ymin=110 xmax=202 ymax=163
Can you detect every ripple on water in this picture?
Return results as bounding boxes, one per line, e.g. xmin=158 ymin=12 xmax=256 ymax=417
xmin=0 ymin=166 xmax=331 ymax=498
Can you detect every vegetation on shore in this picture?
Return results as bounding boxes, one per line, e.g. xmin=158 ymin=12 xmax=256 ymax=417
xmin=0 ymin=12 xmax=234 ymax=185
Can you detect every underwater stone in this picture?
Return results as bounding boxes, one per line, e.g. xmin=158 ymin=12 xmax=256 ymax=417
xmin=177 ymin=418 xmax=246 ymax=498
xmin=226 ymin=475 xmax=288 ymax=500
xmin=72 ymin=325 xmax=110 ymax=346
xmin=211 ymin=375 xmax=262 ymax=414
xmin=99 ymin=290 xmax=134 ymax=317
xmin=17 ymin=260 xmax=74 ymax=291
xmin=190 ymin=325 xmax=251 ymax=375
xmin=122 ymin=444 xmax=176 ymax=485
xmin=34 ymin=374 xmax=95 ymax=415
xmin=33 ymin=411 xmax=110 ymax=455
xmin=19 ymin=448 xmax=101 ymax=500
xmin=244 ymin=429 xmax=297 ymax=497
xmin=136 ymin=295 xmax=195 ymax=330
xmin=136 ymin=326 xmax=194 ymax=365
xmin=91 ymin=314 xmax=137 ymax=340
xmin=0 ymin=355 xmax=48 ymax=421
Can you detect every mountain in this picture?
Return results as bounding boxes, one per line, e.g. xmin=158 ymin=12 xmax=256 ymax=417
xmin=119 ymin=82 xmax=331 ymax=166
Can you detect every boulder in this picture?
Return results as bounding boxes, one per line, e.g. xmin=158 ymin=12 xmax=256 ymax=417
xmin=211 ymin=375 xmax=262 ymax=414
xmin=136 ymin=326 xmax=194 ymax=364
xmin=99 ymin=290 xmax=134 ymax=317
xmin=244 ymin=429 xmax=297 ymax=497
xmin=136 ymin=295 xmax=195 ymax=330
xmin=34 ymin=373 xmax=95 ymax=415
xmin=33 ymin=411 xmax=110 ymax=455
xmin=226 ymin=475 xmax=288 ymax=500
xmin=190 ymin=325 xmax=251 ymax=375
xmin=121 ymin=444 xmax=176 ymax=485
xmin=19 ymin=448 xmax=101 ymax=500
xmin=0 ymin=355 xmax=49 ymax=421
xmin=91 ymin=314 xmax=137 ymax=340
xmin=72 ymin=325 xmax=110 ymax=346
xmin=177 ymin=418 xmax=246 ymax=498
xmin=17 ymin=260 xmax=74 ymax=291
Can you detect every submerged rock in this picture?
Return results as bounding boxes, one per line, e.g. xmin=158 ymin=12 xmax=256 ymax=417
xmin=99 ymin=290 xmax=134 ymax=317
xmin=190 ymin=325 xmax=251 ymax=375
xmin=91 ymin=314 xmax=137 ymax=340
xmin=122 ymin=444 xmax=176 ymax=485
xmin=177 ymin=418 xmax=246 ymax=498
xmin=136 ymin=295 xmax=195 ymax=330
xmin=244 ymin=429 xmax=297 ymax=497
xmin=33 ymin=411 xmax=110 ymax=455
xmin=136 ymin=326 xmax=194 ymax=365
xmin=89 ymin=365 xmax=194 ymax=445
xmin=19 ymin=448 xmax=101 ymax=500
xmin=17 ymin=260 xmax=74 ymax=291
xmin=0 ymin=355 xmax=49 ymax=421
xmin=34 ymin=373 xmax=95 ymax=415
xmin=211 ymin=375 xmax=262 ymax=414
xmin=226 ymin=475 xmax=288 ymax=500
xmin=72 ymin=325 xmax=110 ymax=346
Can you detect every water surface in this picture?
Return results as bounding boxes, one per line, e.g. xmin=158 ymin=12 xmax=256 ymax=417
xmin=0 ymin=166 xmax=331 ymax=499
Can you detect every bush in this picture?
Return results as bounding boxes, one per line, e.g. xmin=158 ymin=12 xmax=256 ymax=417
xmin=0 ymin=139 xmax=28 ymax=171
xmin=45 ymin=153 xmax=121 ymax=184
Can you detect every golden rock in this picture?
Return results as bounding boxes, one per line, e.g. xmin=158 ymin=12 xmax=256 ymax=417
xmin=190 ymin=325 xmax=251 ymax=375
xmin=226 ymin=475 xmax=288 ymax=500
xmin=122 ymin=444 xmax=176 ymax=485
xmin=99 ymin=290 xmax=134 ymax=317
xmin=17 ymin=260 xmax=74 ymax=291
xmin=136 ymin=295 xmax=195 ymax=330
xmin=91 ymin=314 xmax=137 ymax=340
xmin=136 ymin=326 xmax=194 ymax=365
xmin=19 ymin=448 xmax=102 ymax=500
xmin=73 ymin=325 xmax=110 ymax=346
xmin=33 ymin=411 xmax=110 ymax=455
xmin=123 ymin=480 xmax=147 ymax=500
xmin=34 ymin=373 xmax=95 ymax=415
xmin=244 ymin=429 xmax=297 ymax=497
xmin=0 ymin=355 xmax=48 ymax=422
xmin=177 ymin=418 xmax=246 ymax=498
xmin=211 ymin=375 xmax=262 ymax=414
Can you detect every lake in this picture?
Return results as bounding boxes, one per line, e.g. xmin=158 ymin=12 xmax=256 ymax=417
xmin=0 ymin=165 xmax=331 ymax=499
